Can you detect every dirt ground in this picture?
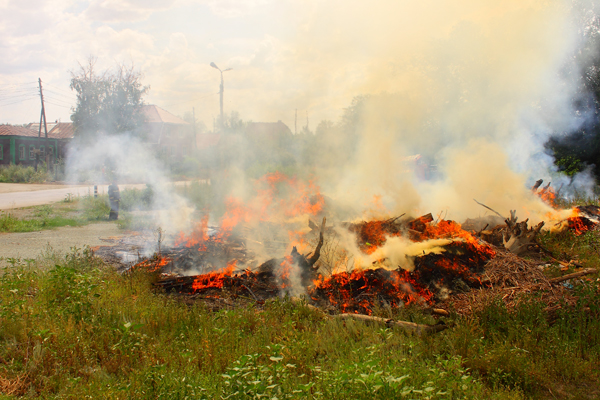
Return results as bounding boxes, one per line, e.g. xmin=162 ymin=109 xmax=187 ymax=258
xmin=0 ymin=223 xmax=127 ymax=264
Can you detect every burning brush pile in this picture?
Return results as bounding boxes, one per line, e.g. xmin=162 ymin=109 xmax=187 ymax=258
xmin=127 ymin=174 xmax=599 ymax=327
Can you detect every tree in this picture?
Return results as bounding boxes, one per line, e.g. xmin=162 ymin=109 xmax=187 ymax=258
xmin=182 ymin=110 xmax=207 ymax=134
xmin=70 ymin=57 xmax=149 ymax=139
xmin=222 ymin=110 xmax=247 ymax=133
xmin=546 ymin=3 xmax=600 ymax=181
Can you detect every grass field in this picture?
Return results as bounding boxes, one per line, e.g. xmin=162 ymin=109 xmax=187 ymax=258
xmin=1 ymin=194 xmax=599 ymax=398
xmin=0 ymin=239 xmax=599 ymax=399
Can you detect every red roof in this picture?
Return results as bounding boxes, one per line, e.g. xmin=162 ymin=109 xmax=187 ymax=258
xmin=48 ymin=122 xmax=74 ymax=139
xmin=0 ymin=125 xmax=39 ymax=137
xmin=26 ymin=122 xmax=74 ymax=139
xmin=141 ymin=105 xmax=189 ymax=125
xmin=1 ymin=123 xmax=74 ymax=139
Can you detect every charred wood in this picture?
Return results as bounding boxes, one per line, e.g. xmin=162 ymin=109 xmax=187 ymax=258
xmin=503 ymin=210 xmax=544 ymax=256
xmin=408 ymin=213 xmax=434 ymax=233
xmin=531 ymin=179 xmax=544 ymax=192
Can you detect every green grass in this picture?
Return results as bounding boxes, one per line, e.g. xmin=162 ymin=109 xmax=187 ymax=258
xmin=0 ymin=205 xmax=83 ymax=233
xmin=0 ymin=246 xmax=598 ymax=399
xmin=0 ymin=164 xmax=50 ymax=183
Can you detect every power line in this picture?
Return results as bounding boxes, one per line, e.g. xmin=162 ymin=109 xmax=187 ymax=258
xmin=44 ymin=89 xmax=75 ymax=100
xmin=44 ymin=83 xmax=74 ymax=96
xmin=0 ymin=83 xmax=38 ymax=92
xmin=0 ymin=89 xmax=38 ymax=96
xmin=0 ymin=97 xmax=38 ymax=107
xmin=44 ymin=100 xmax=71 ymax=109
xmin=0 ymin=93 xmax=38 ymax=101
xmin=44 ymin=95 xmax=73 ymax=105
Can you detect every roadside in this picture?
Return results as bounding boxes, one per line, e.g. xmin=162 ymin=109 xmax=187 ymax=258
xmin=0 ymin=181 xmax=197 ymax=210
xmin=0 ymin=183 xmax=148 ymax=210
xmin=0 ymin=222 xmax=126 ymax=262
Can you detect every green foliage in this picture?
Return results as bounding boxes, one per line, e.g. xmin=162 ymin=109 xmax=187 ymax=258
xmin=0 ymin=164 xmax=49 ymax=183
xmin=546 ymin=6 xmax=600 ymax=182
xmin=538 ymin=228 xmax=600 ymax=272
xmin=119 ymin=185 xmax=154 ymax=211
xmin=173 ymin=181 xmax=212 ymax=210
xmin=0 ymin=208 xmax=82 ymax=232
xmin=170 ymin=156 xmax=201 ymax=178
xmin=555 ymin=155 xmax=584 ymax=176
xmin=80 ymin=194 xmax=111 ymax=221
xmin=70 ymin=57 xmax=148 ymax=139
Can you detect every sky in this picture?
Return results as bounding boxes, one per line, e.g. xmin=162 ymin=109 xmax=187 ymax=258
xmin=0 ymin=0 xmax=588 ymax=133
xmin=0 ymin=0 xmax=325 ymax=129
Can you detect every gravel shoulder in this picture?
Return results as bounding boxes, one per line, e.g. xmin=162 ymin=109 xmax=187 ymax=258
xmin=0 ymin=183 xmax=83 ymax=194
xmin=0 ymin=222 xmax=127 ymax=262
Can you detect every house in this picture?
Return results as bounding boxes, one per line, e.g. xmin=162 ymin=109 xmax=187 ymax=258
xmin=0 ymin=123 xmax=73 ymax=166
xmin=140 ymin=105 xmax=192 ymax=159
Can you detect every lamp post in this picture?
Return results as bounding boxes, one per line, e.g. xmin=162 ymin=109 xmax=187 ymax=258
xmin=210 ymin=62 xmax=232 ymax=131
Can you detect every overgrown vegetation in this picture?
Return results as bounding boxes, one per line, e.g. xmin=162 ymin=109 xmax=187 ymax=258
xmin=0 ymin=165 xmax=50 ymax=183
xmin=0 ymin=205 xmax=82 ymax=232
xmin=0 ymin=237 xmax=598 ymax=398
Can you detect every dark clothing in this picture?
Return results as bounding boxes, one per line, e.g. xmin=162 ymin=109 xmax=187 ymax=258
xmin=108 ymin=183 xmax=120 ymax=220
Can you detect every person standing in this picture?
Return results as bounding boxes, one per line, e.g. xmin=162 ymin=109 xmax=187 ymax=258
xmin=108 ymin=181 xmax=121 ymax=220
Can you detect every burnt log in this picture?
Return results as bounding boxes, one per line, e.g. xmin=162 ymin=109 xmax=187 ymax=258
xmin=408 ymin=213 xmax=434 ymax=233
xmin=531 ymin=179 xmax=544 ymax=192
xmin=258 ymin=217 xmax=327 ymax=286
xmin=502 ymin=210 xmax=544 ymax=256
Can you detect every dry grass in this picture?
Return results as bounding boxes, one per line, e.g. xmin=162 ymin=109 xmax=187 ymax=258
xmin=443 ymin=248 xmax=584 ymax=316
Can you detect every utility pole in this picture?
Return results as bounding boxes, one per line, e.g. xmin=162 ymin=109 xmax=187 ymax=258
xmin=38 ymin=78 xmax=49 ymax=171
xmin=210 ymin=62 xmax=232 ymax=131
xmin=192 ymin=107 xmax=197 ymax=150
xmin=306 ymin=111 xmax=309 ymax=132
xmin=295 ymin=109 xmax=297 ymax=135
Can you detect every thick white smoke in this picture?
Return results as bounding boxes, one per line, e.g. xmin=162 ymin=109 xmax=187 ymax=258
xmin=66 ymin=133 xmax=194 ymax=240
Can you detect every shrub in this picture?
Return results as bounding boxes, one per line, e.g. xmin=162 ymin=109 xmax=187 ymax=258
xmin=0 ymin=164 xmax=49 ymax=183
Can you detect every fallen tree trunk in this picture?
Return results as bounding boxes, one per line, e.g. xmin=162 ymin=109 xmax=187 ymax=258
xmin=333 ymin=313 xmax=448 ymax=336
xmin=549 ymin=268 xmax=598 ymax=284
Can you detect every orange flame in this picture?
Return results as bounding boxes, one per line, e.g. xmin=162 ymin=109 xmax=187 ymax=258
xmin=192 ymin=261 xmax=236 ymax=291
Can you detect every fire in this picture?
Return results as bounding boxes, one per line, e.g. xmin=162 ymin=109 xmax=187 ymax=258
xmin=175 ymin=215 xmax=209 ymax=251
xmin=175 ymin=172 xmax=325 ymax=256
xmin=279 ymin=255 xmax=294 ymax=288
xmin=421 ymin=220 xmax=496 ymax=258
xmin=215 ymin=198 xmax=251 ymax=241
xmin=351 ymin=220 xmax=400 ymax=254
xmin=255 ymin=172 xmax=325 ymax=218
xmin=310 ymin=268 xmax=433 ymax=315
xmin=192 ymin=261 xmax=236 ymax=291
xmin=567 ymin=207 xmax=596 ymax=235
xmin=536 ymin=186 xmax=558 ymax=207
xmin=131 ymin=255 xmax=172 ymax=273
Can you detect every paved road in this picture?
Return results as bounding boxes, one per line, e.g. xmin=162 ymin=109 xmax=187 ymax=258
xmin=0 ymin=181 xmax=201 ymax=210
xmin=0 ymin=183 xmax=147 ymax=210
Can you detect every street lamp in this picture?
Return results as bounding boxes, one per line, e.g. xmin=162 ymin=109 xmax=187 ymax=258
xmin=210 ymin=62 xmax=232 ymax=131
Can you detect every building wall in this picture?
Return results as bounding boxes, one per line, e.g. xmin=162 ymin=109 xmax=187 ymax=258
xmin=0 ymin=136 xmax=66 ymax=166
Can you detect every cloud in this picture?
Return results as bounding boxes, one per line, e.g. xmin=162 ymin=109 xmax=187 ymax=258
xmin=203 ymin=0 xmax=271 ymax=18
xmin=85 ymin=0 xmax=177 ymax=22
